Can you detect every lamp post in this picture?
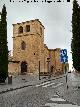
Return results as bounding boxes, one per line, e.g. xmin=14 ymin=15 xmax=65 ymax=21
xmin=47 ymin=57 xmax=50 ymax=78
xmin=63 ymin=61 xmax=69 ymax=89
xmin=60 ymin=49 xmax=68 ymax=89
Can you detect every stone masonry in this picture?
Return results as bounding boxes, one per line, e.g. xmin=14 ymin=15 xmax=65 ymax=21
xmin=8 ymin=19 xmax=68 ymax=75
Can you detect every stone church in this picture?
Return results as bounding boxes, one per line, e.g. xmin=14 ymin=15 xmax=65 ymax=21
xmin=8 ymin=19 xmax=69 ymax=75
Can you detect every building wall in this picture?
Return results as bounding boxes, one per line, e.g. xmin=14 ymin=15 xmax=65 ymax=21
xmin=53 ymin=48 xmax=63 ymax=74
xmin=12 ymin=19 xmax=45 ymax=74
xmin=49 ymin=49 xmax=55 ymax=73
xmin=8 ymin=62 xmax=20 ymax=75
xmin=44 ymin=44 xmax=49 ymax=72
xmin=8 ymin=19 xmax=66 ymax=75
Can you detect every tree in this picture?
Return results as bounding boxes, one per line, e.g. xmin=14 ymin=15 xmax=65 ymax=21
xmin=0 ymin=4 xmax=8 ymax=82
xmin=71 ymin=0 xmax=80 ymax=72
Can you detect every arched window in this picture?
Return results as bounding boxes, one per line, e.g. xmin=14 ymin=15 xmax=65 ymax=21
xmin=21 ymin=41 xmax=26 ymax=50
xmin=18 ymin=26 xmax=23 ymax=34
xmin=25 ymin=25 xmax=30 ymax=32
xmin=21 ymin=61 xmax=27 ymax=73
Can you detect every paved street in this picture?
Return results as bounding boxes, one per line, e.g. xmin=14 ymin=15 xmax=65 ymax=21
xmin=0 ymin=77 xmax=64 ymax=107
xmin=0 ymin=72 xmax=80 ymax=107
xmin=56 ymin=72 xmax=80 ymax=106
xmin=0 ymin=73 xmax=65 ymax=94
xmin=44 ymin=94 xmax=79 ymax=107
xmin=0 ymin=74 xmax=66 ymax=107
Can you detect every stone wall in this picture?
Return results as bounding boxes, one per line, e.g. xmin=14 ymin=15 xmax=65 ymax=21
xmin=44 ymin=44 xmax=49 ymax=72
xmin=13 ymin=19 xmax=45 ymax=74
xmin=53 ymin=48 xmax=63 ymax=75
xmin=8 ymin=62 xmax=20 ymax=75
xmin=8 ymin=19 xmax=67 ymax=75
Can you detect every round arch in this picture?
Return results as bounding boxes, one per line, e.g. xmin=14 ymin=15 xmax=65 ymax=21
xmin=18 ymin=26 xmax=23 ymax=34
xmin=21 ymin=61 xmax=27 ymax=73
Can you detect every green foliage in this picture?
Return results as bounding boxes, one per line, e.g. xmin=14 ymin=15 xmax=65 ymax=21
xmin=0 ymin=4 xmax=8 ymax=82
xmin=72 ymin=0 xmax=80 ymax=71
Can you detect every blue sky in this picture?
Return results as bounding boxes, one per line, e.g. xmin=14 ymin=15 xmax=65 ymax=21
xmin=0 ymin=0 xmax=74 ymax=70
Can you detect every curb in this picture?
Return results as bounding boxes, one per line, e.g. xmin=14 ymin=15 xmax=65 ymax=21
xmin=0 ymin=79 xmax=47 ymax=94
xmin=0 ymin=84 xmax=33 ymax=94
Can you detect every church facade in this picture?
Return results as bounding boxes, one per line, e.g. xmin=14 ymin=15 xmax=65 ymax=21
xmin=8 ymin=19 xmax=68 ymax=75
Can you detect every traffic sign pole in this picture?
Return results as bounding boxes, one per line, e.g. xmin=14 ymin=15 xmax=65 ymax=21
xmin=64 ymin=62 xmax=68 ymax=90
xmin=60 ymin=49 xmax=68 ymax=89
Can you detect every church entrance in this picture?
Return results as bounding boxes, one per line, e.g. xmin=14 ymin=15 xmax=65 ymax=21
xmin=21 ymin=61 xmax=27 ymax=73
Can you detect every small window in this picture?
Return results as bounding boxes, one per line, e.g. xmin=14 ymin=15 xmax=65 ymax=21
xmin=18 ymin=26 xmax=23 ymax=34
xmin=34 ymin=53 xmax=35 ymax=55
xmin=26 ymin=25 xmax=30 ymax=32
xmin=40 ymin=27 xmax=42 ymax=35
xmin=21 ymin=41 xmax=26 ymax=50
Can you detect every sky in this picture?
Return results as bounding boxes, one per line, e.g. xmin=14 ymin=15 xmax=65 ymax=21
xmin=0 ymin=0 xmax=77 ymax=70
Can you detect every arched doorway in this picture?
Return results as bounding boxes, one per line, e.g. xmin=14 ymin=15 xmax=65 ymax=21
xmin=21 ymin=61 xmax=27 ymax=73
xmin=51 ymin=66 xmax=54 ymax=73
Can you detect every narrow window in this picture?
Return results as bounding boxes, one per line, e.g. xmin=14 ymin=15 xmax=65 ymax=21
xmin=21 ymin=41 xmax=26 ymax=50
xmin=34 ymin=53 xmax=35 ymax=55
xmin=26 ymin=25 xmax=30 ymax=32
xmin=18 ymin=26 xmax=23 ymax=34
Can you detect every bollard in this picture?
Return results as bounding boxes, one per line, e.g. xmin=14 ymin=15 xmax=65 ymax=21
xmin=67 ymin=85 xmax=69 ymax=90
xmin=8 ymin=75 xmax=12 ymax=84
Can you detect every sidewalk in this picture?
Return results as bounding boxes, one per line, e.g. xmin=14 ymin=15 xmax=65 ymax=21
xmin=0 ymin=73 xmax=65 ymax=94
xmin=0 ymin=73 xmax=44 ymax=94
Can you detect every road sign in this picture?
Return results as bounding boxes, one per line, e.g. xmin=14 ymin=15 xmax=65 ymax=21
xmin=60 ymin=56 xmax=68 ymax=63
xmin=60 ymin=49 xmax=67 ymax=56
xmin=60 ymin=49 xmax=68 ymax=63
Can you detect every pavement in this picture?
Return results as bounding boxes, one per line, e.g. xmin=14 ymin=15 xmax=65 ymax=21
xmin=56 ymin=71 xmax=80 ymax=106
xmin=41 ymin=71 xmax=80 ymax=107
xmin=0 ymin=71 xmax=80 ymax=106
xmin=44 ymin=94 xmax=80 ymax=107
xmin=0 ymin=73 xmax=65 ymax=94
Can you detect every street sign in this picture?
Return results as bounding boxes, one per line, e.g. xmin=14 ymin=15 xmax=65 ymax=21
xmin=60 ymin=49 xmax=67 ymax=56
xmin=60 ymin=49 xmax=68 ymax=63
xmin=60 ymin=56 xmax=68 ymax=63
